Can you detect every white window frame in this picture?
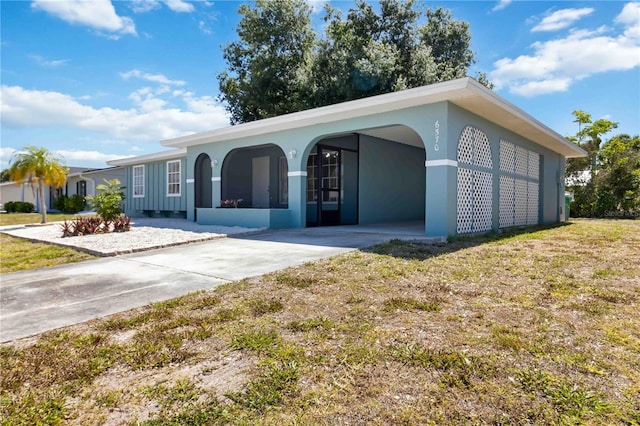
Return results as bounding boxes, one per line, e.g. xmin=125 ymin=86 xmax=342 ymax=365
xmin=166 ymin=160 xmax=181 ymax=197
xmin=133 ymin=165 xmax=145 ymax=198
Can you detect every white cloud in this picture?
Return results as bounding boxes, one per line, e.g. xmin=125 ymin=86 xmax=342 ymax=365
xmin=29 ymin=54 xmax=68 ymax=67
xmin=120 ymin=69 xmax=186 ymax=86
xmin=163 ymin=0 xmax=195 ymax=13
xmin=532 ymin=8 xmax=594 ymax=32
xmin=0 ymin=85 xmax=229 ymax=142
xmin=489 ymin=3 xmax=640 ymax=96
xmin=31 ymin=0 xmax=136 ymax=37
xmin=199 ymin=20 xmax=212 ymax=35
xmin=0 ymin=147 xmax=17 ymax=169
xmin=616 ymin=2 xmax=640 ymax=38
xmin=130 ymin=0 xmax=160 ymax=13
xmin=492 ymin=0 xmax=512 ymax=12
xmin=130 ymin=0 xmax=194 ymax=13
xmin=57 ymin=150 xmax=133 ymax=163
xmin=306 ymin=0 xmax=327 ymax=14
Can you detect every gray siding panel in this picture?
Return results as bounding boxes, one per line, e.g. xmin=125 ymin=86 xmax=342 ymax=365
xmin=124 ymin=158 xmax=187 ymax=216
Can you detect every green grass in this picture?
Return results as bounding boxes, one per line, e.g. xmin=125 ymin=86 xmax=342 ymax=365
xmin=0 ymin=233 xmax=95 ymax=273
xmin=1 ymin=219 xmax=639 ymax=425
xmin=0 ymin=212 xmax=98 ymax=273
xmin=0 ymin=212 xmax=92 ymax=226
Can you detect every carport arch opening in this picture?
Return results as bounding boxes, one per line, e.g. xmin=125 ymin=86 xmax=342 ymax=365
xmin=221 ymin=143 xmax=289 ymax=209
xmin=302 ymin=125 xmax=426 ymax=228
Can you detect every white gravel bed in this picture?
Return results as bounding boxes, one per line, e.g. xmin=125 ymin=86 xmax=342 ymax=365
xmin=1 ymin=218 xmax=263 ymax=256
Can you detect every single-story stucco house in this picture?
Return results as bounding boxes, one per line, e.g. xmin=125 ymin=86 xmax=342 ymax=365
xmin=0 ymin=166 xmax=124 ymax=212
xmin=108 ymin=77 xmax=586 ymax=238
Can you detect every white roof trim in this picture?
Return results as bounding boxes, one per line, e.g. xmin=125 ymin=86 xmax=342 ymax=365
xmin=107 ymin=148 xmax=187 ymax=167
xmin=160 ymin=78 xmax=585 ymax=158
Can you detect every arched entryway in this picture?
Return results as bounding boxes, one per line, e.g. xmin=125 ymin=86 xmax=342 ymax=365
xmin=194 ymin=153 xmax=213 ymax=216
xmin=221 ymin=144 xmax=288 ymax=209
xmin=304 ymin=126 xmax=426 ymax=227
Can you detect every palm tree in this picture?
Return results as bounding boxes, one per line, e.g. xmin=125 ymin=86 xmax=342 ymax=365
xmin=9 ymin=146 xmax=68 ymax=223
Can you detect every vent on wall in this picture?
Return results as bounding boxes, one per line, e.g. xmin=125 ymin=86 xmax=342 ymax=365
xmin=456 ymin=126 xmax=493 ymax=234
xmin=499 ymin=139 xmax=540 ymax=228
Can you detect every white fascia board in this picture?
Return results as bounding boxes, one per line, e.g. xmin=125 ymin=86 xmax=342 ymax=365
xmin=107 ymin=148 xmax=187 ymax=167
xmin=462 ymin=79 xmax=586 ymax=158
xmin=67 ymin=166 xmax=123 ymax=178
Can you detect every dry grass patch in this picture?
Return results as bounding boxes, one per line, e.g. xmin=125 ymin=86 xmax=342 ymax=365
xmin=1 ymin=219 xmax=639 ymax=425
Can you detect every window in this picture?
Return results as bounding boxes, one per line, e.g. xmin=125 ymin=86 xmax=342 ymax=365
xmin=321 ymin=151 xmax=339 ymax=202
xmin=133 ymin=165 xmax=145 ymax=198
xmin=279 ymin=156 xmax=288 ymax=204
xmin=166 ymin=160 xmax=181 ymax=196
xmin=307 ymin=153 xmax=317 ymax=202
xmin=76 ymin=180 xmax=87 ymax=198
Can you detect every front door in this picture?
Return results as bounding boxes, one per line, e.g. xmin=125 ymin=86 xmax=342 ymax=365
xmin=318 ymin=148 xmax=341 ymax=225
xmin=252 ymin=156 xmax=270 ymax=208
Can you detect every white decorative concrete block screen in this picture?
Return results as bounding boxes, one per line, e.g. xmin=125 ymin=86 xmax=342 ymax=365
xmin=457 ymin=126 xmax=494 ymax=234
xmin=499 ymin=139 xmax=540 ymax=228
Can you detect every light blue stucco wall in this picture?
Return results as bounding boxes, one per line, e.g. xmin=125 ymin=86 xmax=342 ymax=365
xmin=447 ymin=103 xmax=564 ymax=228
xmin=124 ymin=99 xmax=567 ymax=237
xmin=185 ymin=102 xmax=449 ymax=235
xmin=358 ymin=134 xmax=425 ymax=224
xmin=123 ymin=158 xmax=187 ymax=217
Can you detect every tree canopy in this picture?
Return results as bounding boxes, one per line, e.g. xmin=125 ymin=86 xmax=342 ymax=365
xmin=8 ymin=146 xmax=68 ymax=223
xmin=565 ymin=111 xmax=639 ymax=218
xmin=218 ymin=0 xmax=490 ymax=124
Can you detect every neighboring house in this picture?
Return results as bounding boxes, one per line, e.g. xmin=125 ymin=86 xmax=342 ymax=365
xmin=108 ymin=78 xmax=586 ymax=238
xmin=0 ymin=166 xmax=125 ymax=212
xmin=62 ymin=166 xmax=125 ymax=202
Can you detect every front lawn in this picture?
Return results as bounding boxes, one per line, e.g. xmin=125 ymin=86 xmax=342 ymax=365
xmin=0 ymin=213 xmax=93 ymax=227
xmin=0 ymin=234 xmax=96 ymax=273
xmin=1 ymin=219 xmax=638 ymax=424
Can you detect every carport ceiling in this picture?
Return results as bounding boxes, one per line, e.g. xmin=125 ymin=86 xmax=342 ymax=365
xmin=359 ymin=126 xmax=424 ymax=148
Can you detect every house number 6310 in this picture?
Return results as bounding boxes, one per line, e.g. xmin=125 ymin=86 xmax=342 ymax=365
xmin=434 ymin=121 xmax=440 ymax=152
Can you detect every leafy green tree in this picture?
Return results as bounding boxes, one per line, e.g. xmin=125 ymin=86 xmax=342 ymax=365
xmin=218 ymin=0 xmax=489 ymax=123
xmin=308 ymin=0 xmax=437 ymax=106
xmin=86 ymin=179 xmax=125 ymax=221
xmin=421 ymin=7 xmax=474 ymax=82
xmin=566 ymin=110 xmax=618 ymax=183
xmin=565 ymin=111 xmax=639 ymax=217
xmin=217 ymin=0 xmax=316 ymax=124
xmin=8 ymin=146 xmax=68 ymax=223
xmin=0 ymin=169 xmax=10 ymax=183
xmin=595 ymin=134 xmax=640 ymax=215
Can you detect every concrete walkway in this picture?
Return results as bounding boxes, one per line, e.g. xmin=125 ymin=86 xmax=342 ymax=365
xmin=1 ymin=227 xmax=435 ymax=342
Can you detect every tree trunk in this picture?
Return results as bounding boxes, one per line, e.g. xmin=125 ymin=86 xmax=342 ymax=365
xmin=38 ymin=181 xmax=47 ymax=224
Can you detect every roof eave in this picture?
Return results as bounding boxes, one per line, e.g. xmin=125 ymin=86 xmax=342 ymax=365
xmin=161 ymin=77 xmax=586 ymax=158
xmin=161 ymin=78 xmax=474 ymax=149
xmin=106 ymin=148 xmax=187 ymax=167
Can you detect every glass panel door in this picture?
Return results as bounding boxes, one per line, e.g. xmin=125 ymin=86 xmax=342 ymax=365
xmin=319 ymin=148 xmax=340 ymax=226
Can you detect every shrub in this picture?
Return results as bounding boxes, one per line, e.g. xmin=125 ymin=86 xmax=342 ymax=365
xmin=86 ymin=179 xmax=125 ymax=221
xmin=53 ymin=194 xmax=85 ymax=214
xmin=4 ymin=201 xmax=34 ymax=213
xmin=60 ymin=216 xmax=131 ymax=237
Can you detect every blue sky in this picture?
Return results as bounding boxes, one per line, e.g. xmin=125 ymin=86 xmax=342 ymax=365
xmin=1 ymin=0 xmax=639 ymax=169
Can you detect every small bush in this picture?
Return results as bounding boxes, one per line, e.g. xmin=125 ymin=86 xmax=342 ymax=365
xmin=86 ymin=179 xmax=125 ymax=221
xmin=61 ymin=216 xmax=131 ymax=237
xmin=4 ymin=201 xmax=34 ymax=213
xmin=53 ymin=194 xmax=85 ymax=214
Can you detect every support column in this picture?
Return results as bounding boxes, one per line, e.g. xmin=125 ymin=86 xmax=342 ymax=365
xmin=186 ymin=178 xmax=195 ymax=221
xmin=425 ymin=159 xmax=458 ymax=239
xmin=288 ymin=171 xmax=307 ymax=228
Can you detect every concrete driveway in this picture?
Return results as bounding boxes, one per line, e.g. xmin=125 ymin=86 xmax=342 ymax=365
xmin=1 ymin=227 xmax=432 ymax=342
